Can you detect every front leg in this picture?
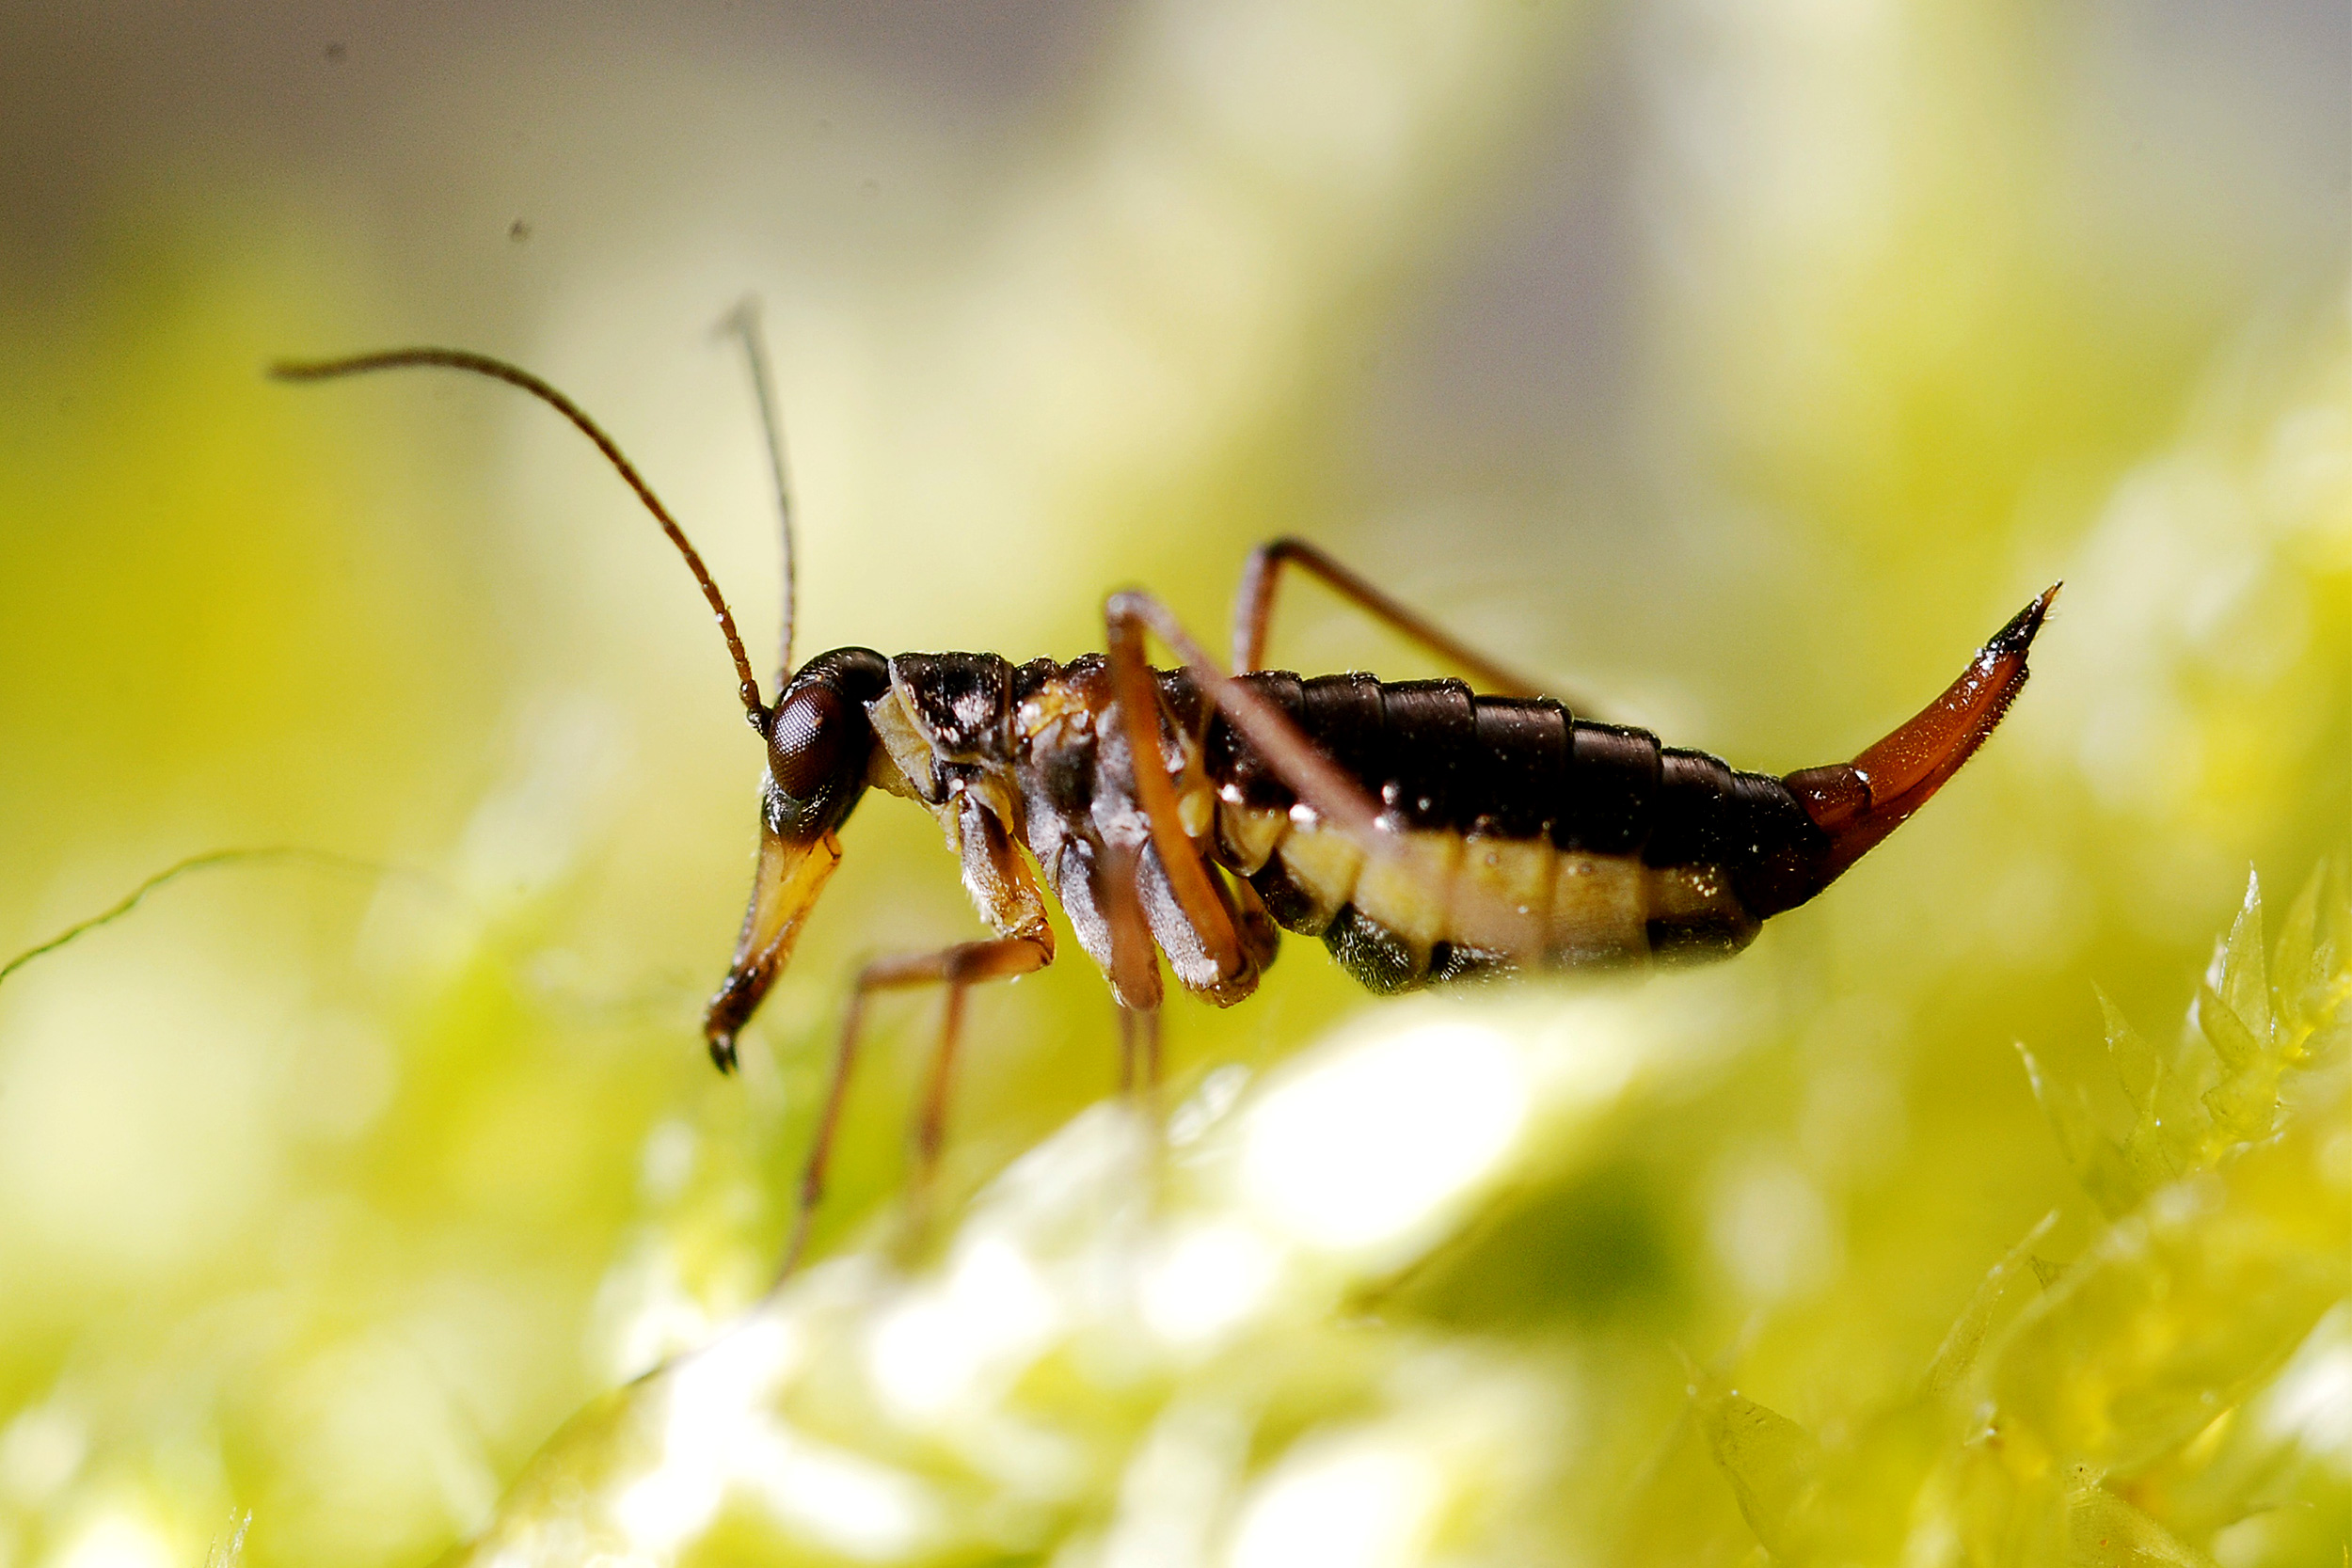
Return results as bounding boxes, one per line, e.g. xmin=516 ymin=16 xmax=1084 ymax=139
xmin=780 ymin=932 xmax=1052 ymax=1280
xmin=778 ymin=794 xmax=1054 ymax=1280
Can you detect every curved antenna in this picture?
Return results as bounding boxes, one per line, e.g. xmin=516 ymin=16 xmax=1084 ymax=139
xmin=271 ymin=347 xmax=771 ymax=724
xmin=718 ymin=299 xmax=798 ymax=690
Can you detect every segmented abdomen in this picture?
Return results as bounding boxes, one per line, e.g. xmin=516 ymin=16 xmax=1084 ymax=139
xmin=1194 ymin=672 xmax=1830 ymax=992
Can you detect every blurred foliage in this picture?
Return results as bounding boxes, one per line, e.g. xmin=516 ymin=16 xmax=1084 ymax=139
xmin=2 ymin=4 xmax=2348 ymax=1568
xmin=1675 ymin=865 xmax=2351 ymax=1568
xmin=429 ymin=861 xmax=2350 ymax=1568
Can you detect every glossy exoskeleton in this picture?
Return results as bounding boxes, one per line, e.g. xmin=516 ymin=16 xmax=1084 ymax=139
xmin=277 ymin=344 xmax=2053 ymax=1273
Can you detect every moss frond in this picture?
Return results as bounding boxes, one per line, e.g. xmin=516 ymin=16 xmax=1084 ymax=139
xmin=1683 ymin=858 xmax=2352 ymax=1565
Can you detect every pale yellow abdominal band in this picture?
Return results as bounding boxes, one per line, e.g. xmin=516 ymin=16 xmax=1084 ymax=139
xmin=1213 ymin=800 xmax=1754 ymax=966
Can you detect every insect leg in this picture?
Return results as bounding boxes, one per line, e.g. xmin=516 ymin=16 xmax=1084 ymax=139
xmin=1102 ymin=600 xmax=1270 ymax=1003
xmin=1116 ymin=1006 xmax=1163 ymax=1092
xmin=1117 ymin=590 xmax=1389 ymax=837
xmin=1095 ymin=834 xmax=1167 ymax=1095
xmin=909 ymin=980 xmax=972 ymax=1183
xmin=1111 ymin=590 xmax=1541 ymax=964
xmin=780 ymin=933 xmax=1052 ymax=1281
xmin=1232 ymin=535 xmax=1559 ymax=701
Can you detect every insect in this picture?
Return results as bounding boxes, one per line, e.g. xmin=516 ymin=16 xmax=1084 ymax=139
xmin=273 ymin=335 xmax=2053 ymax=1271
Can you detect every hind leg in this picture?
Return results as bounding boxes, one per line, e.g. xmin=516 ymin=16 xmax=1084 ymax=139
xmin=1232 ymin=535 xmax=1581 ymax=708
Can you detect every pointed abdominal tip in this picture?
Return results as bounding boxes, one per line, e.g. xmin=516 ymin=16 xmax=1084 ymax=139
xmin=1987 ymin=581 xmax=2060 ymax=659
xmin=1784 ymin=584 xmax=2058 ymax=889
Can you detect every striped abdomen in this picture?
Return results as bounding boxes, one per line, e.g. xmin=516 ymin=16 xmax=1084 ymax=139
xmin=1191 ymin=672 xmax=1834 ymax=992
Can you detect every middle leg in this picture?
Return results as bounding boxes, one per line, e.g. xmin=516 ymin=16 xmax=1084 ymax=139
xmin=1102 ymin=593 xmax=1283 ymax=1007
xmin=1110 ymin=588 xmax=1545 ymax=967
xmin=1094 ymin=835 xmax=1166 ymax=1096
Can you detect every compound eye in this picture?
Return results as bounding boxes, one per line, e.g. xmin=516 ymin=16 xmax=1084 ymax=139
xmin=769 ymin=683 xmax=848 ymax=801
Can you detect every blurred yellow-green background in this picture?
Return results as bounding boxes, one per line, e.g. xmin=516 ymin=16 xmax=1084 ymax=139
xmin=1 ymin=5 xmax=2345 ymax=1566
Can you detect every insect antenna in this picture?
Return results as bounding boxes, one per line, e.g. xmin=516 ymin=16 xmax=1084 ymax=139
xmin=270 ymin=347 xmax=771 ymax=723
xmin=717 ymin=299 xmax=799 ymax=689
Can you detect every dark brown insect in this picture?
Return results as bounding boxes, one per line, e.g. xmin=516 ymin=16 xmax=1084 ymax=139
xmin=274 ymin=337 xmax=2054 ymax=1272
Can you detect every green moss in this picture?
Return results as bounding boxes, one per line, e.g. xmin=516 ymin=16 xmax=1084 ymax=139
xmin=1684 ymin=864 xmax=2351 ymax=1565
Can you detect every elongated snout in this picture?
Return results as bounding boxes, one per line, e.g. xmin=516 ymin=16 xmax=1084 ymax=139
xmin=702 ymin=811 xmax=845 ymax=1071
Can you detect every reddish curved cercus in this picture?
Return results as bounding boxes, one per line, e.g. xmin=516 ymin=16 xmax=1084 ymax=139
xmin=1784 ymin=584 xmax=2059 ymax=887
